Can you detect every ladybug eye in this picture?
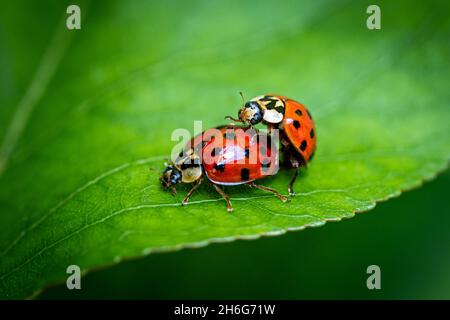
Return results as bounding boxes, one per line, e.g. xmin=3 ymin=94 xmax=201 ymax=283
xmin=244 ymin=101 xmax=257 ymax=109
xmin=161 ymin=166 xmax=182 ymax=186
xmin=244 ymin=101 xmax=263 ymax=125
xmin=170 ymin=169 xmax=182 ymax=185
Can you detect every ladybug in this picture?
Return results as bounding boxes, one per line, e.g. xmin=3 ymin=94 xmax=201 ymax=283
xmin=225 ymin=94 xmax=317 ymax=195
xmin=160 ymin=125 xmax=287 ymax=212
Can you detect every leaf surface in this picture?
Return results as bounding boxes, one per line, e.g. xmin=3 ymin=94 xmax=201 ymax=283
xmin=0 ymin=0 xmax=449 ymax=298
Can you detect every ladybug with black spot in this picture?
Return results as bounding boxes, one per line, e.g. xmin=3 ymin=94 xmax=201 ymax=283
xmin=161 ymin=126 xmax=287 ymax=212
xmin=225 ymin=94 xmax=317 ymax=195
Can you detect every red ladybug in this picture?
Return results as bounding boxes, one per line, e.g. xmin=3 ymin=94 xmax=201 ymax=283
xmin=225 ymin=94 xmax=317 ymax=195
xmin=160 ymin=126 xmax=287 ymax=212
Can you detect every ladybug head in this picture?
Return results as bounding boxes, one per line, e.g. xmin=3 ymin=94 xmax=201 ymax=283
xmin=160 ymin=164 xmax=182 ymax=189
xmin=238 ymin=101 xmax=263 ymax=125
xmin=225 ymin=92 xmax=263 ymax=126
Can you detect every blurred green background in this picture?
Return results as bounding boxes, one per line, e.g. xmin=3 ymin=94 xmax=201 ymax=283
xmin=40 ymin=170 xmax=450 ymax=299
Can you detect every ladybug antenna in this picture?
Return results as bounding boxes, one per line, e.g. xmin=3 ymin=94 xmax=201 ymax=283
xmin=239 ymin=91 xmax=245 ymax=106
xmin=224 ymin=92 xmax=246 ymax=123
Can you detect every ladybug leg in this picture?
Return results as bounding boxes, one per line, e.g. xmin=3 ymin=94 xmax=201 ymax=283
xmin=287 ymin=168 xmax=298 ymax=196
xmin=224 ymin=115 xmax=243 ymax=123
xmin=181 ymin=178 xmax=202 ymax=206
xmin=212 ymin=184 xmax=233 ymax=213
xmin=247 ymin=182 xmax=288 ymax=203
xmin=160 ymin=176 xmax=177 ymax=196
xmin=287 ymin=155 xmax=300 ymax=196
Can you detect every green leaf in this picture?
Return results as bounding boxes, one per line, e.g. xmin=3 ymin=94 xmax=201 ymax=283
xmin=0 ymin=0 xmax=449 ymax=299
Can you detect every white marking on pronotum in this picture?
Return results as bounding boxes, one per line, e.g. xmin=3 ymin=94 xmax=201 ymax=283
xmin=0 ymin=18 xmax=73 ymax=175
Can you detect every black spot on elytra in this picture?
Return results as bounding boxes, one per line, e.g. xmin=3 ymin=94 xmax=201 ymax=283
xmin=214 ymin=163 xmax=225 ymax=172
xmin=201 ymin=136 xmax=214 ymax=149
xmin=211 ymin=147 xmax=221 ymax=157
xmin=241 ymin=168 xmax=250 ymax=180
xmin=293 ymin=120 xmax=300 ymax=130
xmin=306 ymin=109 xmax=313 ymax=119
xmin=261 ymin=159 xmax=271 ymax=171
xmin=310 ymin=128 xmax=315 ymax=139
xmin=244 ymin=148 xmax=249 ymax=158
xmin=295 ymin=109 xmax=302 ymax=116
xmin=300 ymin=140 xmax=307 ymax=151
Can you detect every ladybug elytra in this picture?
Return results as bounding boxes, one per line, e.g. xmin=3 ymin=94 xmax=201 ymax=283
xmin=160 ymin=126 xmax=287 ymax=212
xmin=225 ymin=94 xmax=317 ymax=195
